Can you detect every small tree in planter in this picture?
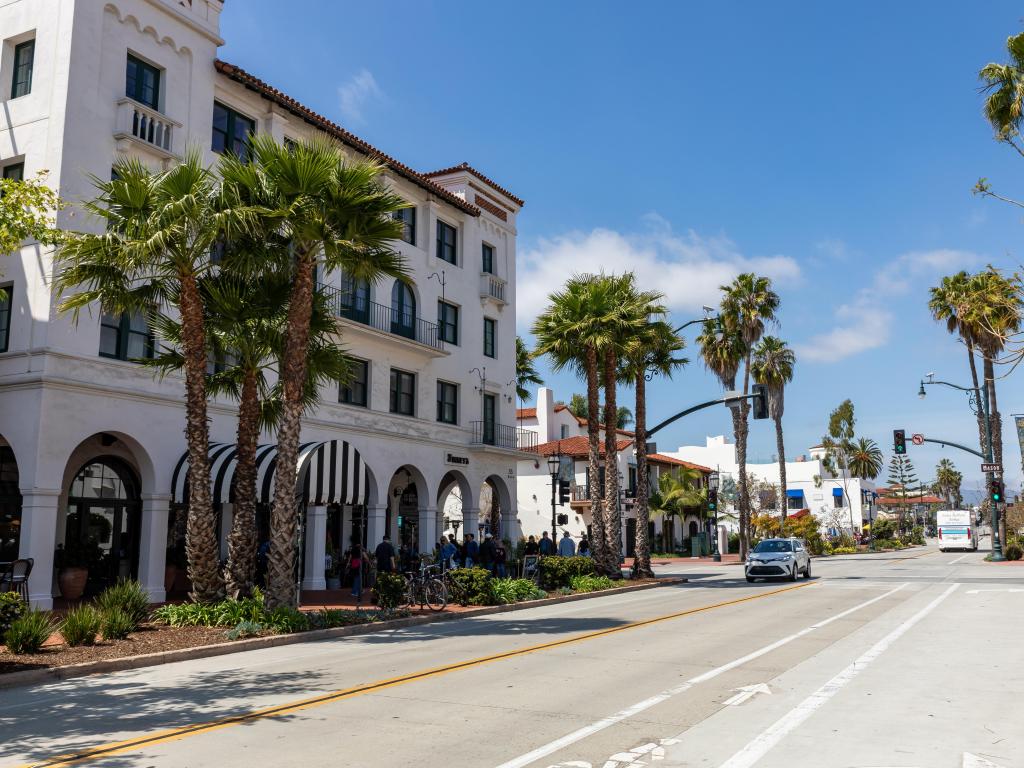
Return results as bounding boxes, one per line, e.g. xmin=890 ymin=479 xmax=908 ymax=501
xmin=55 ymin=538 xmax=102 ymax=601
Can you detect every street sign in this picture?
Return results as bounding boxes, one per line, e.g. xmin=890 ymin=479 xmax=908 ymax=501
xmin=981 ymin=463 xmax=1002 ymax=473
xmin=911 ymin=433 xmax=924 ymax=445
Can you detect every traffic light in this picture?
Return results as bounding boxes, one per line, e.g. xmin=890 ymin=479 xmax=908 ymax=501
xmin=751 ymin=384 xmax=769 ymax=420
xmin=558 ymin=479 xmax=570 ymax=505
xmin=990 ymin=478 xmax=1004 ymax=504
xmin=556 ymin=513 xmax=569 ymax=525
xmin=893 ymin=429 xmax=906 ymax=455
xmin=707 ymin=488 xmax=718 ymax=512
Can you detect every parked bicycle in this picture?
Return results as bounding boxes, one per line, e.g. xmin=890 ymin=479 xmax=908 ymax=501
xmin=404 ymin=562 xmax=446 ymax=611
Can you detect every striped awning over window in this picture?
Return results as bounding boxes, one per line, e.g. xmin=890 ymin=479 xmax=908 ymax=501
xmin=171 ymin=440 xmax=370 ymax=506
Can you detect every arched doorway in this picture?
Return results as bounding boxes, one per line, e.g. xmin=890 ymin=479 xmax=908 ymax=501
xmin=390 ymin=281 xmax=416 ymax=339
xmin=64 ymin=457 xmax=141 ymax=594
xmin=0 ymin=444 xmax=21 ymax=561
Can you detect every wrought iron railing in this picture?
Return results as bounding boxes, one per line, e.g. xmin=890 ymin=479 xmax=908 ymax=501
xmin=470 ymin=422 xmax=538 ymax=451
xmin=319 ymin=283 xmax=442 ymax=350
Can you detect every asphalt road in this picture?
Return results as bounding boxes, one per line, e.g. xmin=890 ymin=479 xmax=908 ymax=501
xmin=2 ymin=543 xmax=1022 ymax=768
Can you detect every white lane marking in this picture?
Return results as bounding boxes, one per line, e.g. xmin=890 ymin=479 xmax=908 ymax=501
xmin=494 ymin=583 xmax=907 ymax=768
xmin=965 ymin=588 xmax=1024 ymax=594
xmin=963 ymin=752 xmax=1006 ymax=767
xmin=722 ymin=683 xmax=771 ymax=707
xmin=718 ymin=583 xmax=960 ymax=768
xmin=949 ymin=553 xmax=971 ymax=564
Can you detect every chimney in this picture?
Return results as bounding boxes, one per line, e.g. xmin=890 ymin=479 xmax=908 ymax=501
xmin=537 ymin=387 xmax=556 ymax=443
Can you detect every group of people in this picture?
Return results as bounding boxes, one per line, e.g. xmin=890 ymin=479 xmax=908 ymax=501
xmin=436 ymin=532 xmax=508 ymax=576
xmin=523 ymin=530 xmax=591 ymax=558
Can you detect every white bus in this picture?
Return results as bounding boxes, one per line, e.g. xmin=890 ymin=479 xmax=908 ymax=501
xmin=937 ymin=509 xmax=977 ymax=552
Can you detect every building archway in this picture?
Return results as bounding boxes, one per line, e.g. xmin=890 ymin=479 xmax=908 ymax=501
xmin=438 ymin=470 xmax=472 ymax=539
xmin=0 ymin=439 xmax=22 ymax=561
xmin=480 ymin=473 xmax=514 ymax=539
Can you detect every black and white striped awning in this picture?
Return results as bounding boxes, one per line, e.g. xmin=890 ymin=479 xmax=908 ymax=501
xmin=171 ymin=440 xmax=370 ymax=506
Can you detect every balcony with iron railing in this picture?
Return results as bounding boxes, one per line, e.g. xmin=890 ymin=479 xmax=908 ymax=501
xmin=114 ymin=98 xmax=181 ymax=160
xmin=470 ymin=421 xmax=538 ymax=452
xmin=320 ymin=284 xmax=443 ymax=351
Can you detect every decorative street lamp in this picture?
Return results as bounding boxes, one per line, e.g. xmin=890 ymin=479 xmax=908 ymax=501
xmin=547 ymin=451 xmax=561 ymax=550
xmin=709 ymin=470 xmax=721 ymax=561
xmin=918 ymin=374 xmax=1003 ymax=560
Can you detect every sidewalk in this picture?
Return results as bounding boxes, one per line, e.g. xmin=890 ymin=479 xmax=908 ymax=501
xmin=623 ymin=554 xmax=742 ymax=567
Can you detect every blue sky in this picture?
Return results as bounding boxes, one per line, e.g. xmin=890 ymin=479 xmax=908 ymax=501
xmin=223 ymin=1 xmax=1024 ymax=494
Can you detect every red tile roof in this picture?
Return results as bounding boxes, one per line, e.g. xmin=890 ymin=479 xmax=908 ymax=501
xmin=532 ymin=436 xmax=633 ymax=458
xmin=647 ymin=454 xmax=713 ymax=473
xmin=423 ymin=162 xmax=524 ymax=207
xmin=516 ymin=404 xmax=570 ymax=419
xmin=876 ymin=494 xmax=944 ymax=506
xmin=213 ymin=60 xmax=480 ymax=217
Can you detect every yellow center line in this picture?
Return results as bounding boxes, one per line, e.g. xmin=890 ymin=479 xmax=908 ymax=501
xmin=18 ymin=581 xmax=814 ymax=768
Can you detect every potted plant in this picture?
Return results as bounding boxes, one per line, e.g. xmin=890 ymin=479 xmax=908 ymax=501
xmin=55 ymin=538 xmax=101 ymax=600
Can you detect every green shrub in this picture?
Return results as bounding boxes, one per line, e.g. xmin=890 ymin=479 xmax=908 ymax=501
xmin=1005 ymin=541 xmax=1023 ymax=561
xmin=821 ymin=541 xmax=834 ymax=556
xmin=538 ymin=556 xmax=596 ymax=589
xmin=0 ymin=591 xmax=27 ymax=635
xmin=570 ymin=574 xmax=615 ymax=593
xmin=447 ymin=567 xmax=496 ymax=605
xmin=372 ymin=572 xmax=408 ymax=609
xmin=226 ymin=620 xmax=265 ymax=640
xmin=870 ymin=518 xmax=896 ymax=540
xmin=910 ymin=526 xmax=926 ymax=545
xmin=5 ymin=610 xmax=56 ymax=654
xmin=491 ymin=578 xmax=546 ymax=604
xmin=95 ymin=579 xmax=150 ymax=630
xmin=60 ymin=604 xmax=102 ymax=646
xmin=832 ymin=546 xmax=857 ymax=555
xmin=101 ymin=607 xmax=135 ymax=640
xmin=264 ymin=605 xmax=309 ymax=634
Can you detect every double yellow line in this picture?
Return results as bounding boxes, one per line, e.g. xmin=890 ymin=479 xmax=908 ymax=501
xmin=19 ymin=582 xmax=813 ymax=767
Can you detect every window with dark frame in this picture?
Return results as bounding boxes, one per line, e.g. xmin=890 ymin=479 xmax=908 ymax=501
xmin=482 ymin=393 xmax=496 ymax=444
xmin=211 ymin=102 xmax=255 ymax=158
xmin=0 ymin=285 xmax=12 ymax=353
xmin=483 ymin=317 xmax=496 ymax=358
xmin=389 ymin=369 xmax=415 ymax=416
xmin=394 ymin=206 xmax=416 ymax=245
xmin=126 ymin=54 xmax=160 ymax=110
xmin=11 ymin=39 xmax=34 ymax=99
xmin=436 ymin=380 xmax=458 ymax=424
xmin=99 ymin=310 xmax=154 ymax=362
xmin=340 ymin=359 xmax=370 ymax=407
xmin=1 ymin=163 xmax=23 ymax=182
xmin=436 ymin=220 xmax=457 ymax=264
xmin=481 ymin=243 xmax=494 ymax=274
xmin=437 ymin=300 xmax=459 ymax=345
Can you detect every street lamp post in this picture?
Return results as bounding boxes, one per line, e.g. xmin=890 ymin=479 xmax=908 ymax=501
xmin=709 ymin=470 xmax=721 ymax=562
xmin=547 ymin=452 xmax=561 ymax=553
xmin=919 ymin=375 xmax=1003 ymax=561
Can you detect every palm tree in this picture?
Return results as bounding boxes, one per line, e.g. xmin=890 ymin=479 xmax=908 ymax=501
xmin=848 ymin=437 xmax=884 ymax=481
xmin=515 ymin=336 xmax=543 ymax=403
xmin=621 ymin=316 xmax=685 ymax=578
xmin=649 ymin=468 xmax=705 ymax=553
xmin=933 ymin=458 xmax=963 ymax=508
xmin=56 ymin=153 xmax=246 ymax=601
xmin=219 ymin=136 xmax=408 ymax=607
xmin=717 ymin=273 xmax=779 ymax=558
xmin=980 ymin=33 xmax=1024 ymax=153
xmin=751 ymin=336 xmax=795 ymax=527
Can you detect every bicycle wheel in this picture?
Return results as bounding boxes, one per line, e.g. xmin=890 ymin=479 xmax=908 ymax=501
xmin=404 ymin=576 xmax=416 ymax=608
xmin=424 ymin=578 xmax=447 ymax=612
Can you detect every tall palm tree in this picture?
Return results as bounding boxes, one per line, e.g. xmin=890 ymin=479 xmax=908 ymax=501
xmin=56 ymin=153 xmax=247 ymax=601
xmin=621 ymin=316 xmax=685 ymax=578
xmin=751 ymin=336 xmax=795 ymax=527
xmin=649 ymin=468 xmax=705 ymax=553
xmin=848 ymin=437 xmax=884 ymax=481
xmin=718 ymin=273 xmax=780 ymax=558
xmin=515 ymin=336 xmax=543 ymax=402
xmin=980 ymin=32 xmax=1024 ymax=152
xmin=933 ymin=458 xmax=962 ymax=508
xmin=219 ymin=136 xmax=408 ymax=607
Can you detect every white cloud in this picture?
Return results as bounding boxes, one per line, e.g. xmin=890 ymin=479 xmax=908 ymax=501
xmin=516 ymin=218 xmax=801 ymax=328
xmin=338 ymin=69 xmax=383 ymax=124
xmin=795 ymin=248 xmax=981 ymax=363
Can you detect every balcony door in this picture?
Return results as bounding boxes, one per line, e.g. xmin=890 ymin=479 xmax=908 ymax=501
xmin=482 ymin=394 xmax=496 ymax=445
xmin=391 ymin=282 xmax=416 ymax=339
xmin=340 ymin=274 xmax=370 ymax=323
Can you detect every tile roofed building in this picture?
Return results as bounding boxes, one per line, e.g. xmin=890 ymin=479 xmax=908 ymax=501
xmin=423 ymin=162 xmax=525 ymax=207
xmin=648 ymin=453 xmax=713 ymax=473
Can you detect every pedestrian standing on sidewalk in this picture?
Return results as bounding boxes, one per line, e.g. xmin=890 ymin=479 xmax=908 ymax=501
xmin=465 ymin=533 xmax=479 ymax=568
xmin=493 ymin=538 xmax=507 ymax=578
xmin=524 ymin=535 xmax=539 ymax=556
xmin=558 ymin=531 xmax=576 ymax=557
xmin=347 ymin=545 xmax=364 ymax=605
xmin=578 ymin=536 xmax=591 ymax=557
xmin=375 ymin=535 xmax=396 ymax=574
xmin=479 ymin=532 xmax=495 ymax=573
xmin=539 ymin=531 xmax=555 ymax=556
xmin=441 ymin=536 xmax=457 ymax=569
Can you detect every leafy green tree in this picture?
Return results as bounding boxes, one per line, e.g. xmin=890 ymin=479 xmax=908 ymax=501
xmin=56 ymin=154 xmax=246 ymax=601
xmin=751 ymin=336 xmax=795 ymax=526
xmin=515 ymin=336 xmax=544 ymax=402
xmin=566 ymin=393 xmax=632 ymax=429
xmin=219 ymin=136 xmax=408 ymax=608
xmin=821 ymin=400 xmax=859 ymax=534
xmin=0 ymin=171 xmax=62 ymax=269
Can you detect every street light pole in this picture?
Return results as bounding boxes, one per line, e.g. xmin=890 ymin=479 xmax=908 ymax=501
xmin=547 ymin=451 xmax=561 ymax=553
xmin=919 ymin=376 xmax=1003 ymax=560
xmin=709 ymin=470 xmax=721 ymax=562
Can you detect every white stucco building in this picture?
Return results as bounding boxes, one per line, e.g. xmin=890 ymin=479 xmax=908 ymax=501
xmin=513 ymin=388 xmax=713 ymax=554
xmin=666 ymin=436 xmax=878 ymax=535
xmin=0 ymin=0 xmax=529 ymax=607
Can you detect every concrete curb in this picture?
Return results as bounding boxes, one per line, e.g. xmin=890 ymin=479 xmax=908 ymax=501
xmin=0 ymin=577 xmax=686 ymax=690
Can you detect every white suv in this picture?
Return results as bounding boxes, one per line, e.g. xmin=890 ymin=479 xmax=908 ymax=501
xmin=745 ymin=537 xmax=811 ymax=582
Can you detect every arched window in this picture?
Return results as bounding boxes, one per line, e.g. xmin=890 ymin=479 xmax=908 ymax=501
xmin=340 ymin=272 xmax=370 ymax=323
xmin=391 ymin=281 xmax=416 ymax=339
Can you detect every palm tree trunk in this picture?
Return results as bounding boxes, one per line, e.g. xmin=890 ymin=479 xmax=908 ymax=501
xmin=775 ymin=412 xmax=787 ymax=529
xmin=632 ymin=373 xmax=653 ymax=578
xmin=966 ymin=342 xmax=987 ymax=457
xmin=585 ymin=346 xmax=610 ymax=574
xmin=179 ymin=272 xmax=223 ymax=602
xmin=983 ymin=355 xmax=1006 ymax=545
xmin=603 ymin=349 xmax=622 ymax=573
xmin=224 ymin=367 xmax=260 ymax=599
xmin=266 ymin=251 xmax=317 ymax=608
xmin=736 ymin=354 xmax=752 ymax=560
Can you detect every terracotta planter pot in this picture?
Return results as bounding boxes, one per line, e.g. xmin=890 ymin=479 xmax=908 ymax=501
xmin=164 ymin=564 xmax=178 ymax=594
xmin=58 ymin=567 xmax=89 ymax=601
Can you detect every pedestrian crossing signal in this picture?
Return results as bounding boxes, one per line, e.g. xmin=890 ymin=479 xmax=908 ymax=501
xmin=893 ymin=429 xmax=906 ymax=455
